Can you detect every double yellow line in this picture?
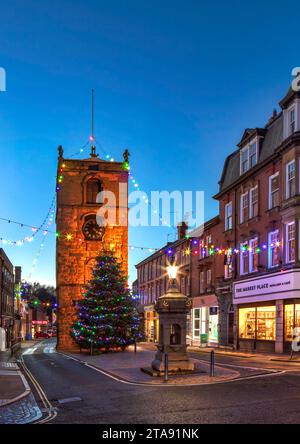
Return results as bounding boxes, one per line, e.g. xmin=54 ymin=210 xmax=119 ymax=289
xmin=19 ymin=355 xmax=57 ymax=424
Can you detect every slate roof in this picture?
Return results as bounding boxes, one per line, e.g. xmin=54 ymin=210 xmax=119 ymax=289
xmin=217 ymin=110 xmax=284 ymax=195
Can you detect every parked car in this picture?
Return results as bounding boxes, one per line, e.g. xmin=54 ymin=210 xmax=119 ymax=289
xmin=34 ymin=331 xmax=51 ymax=339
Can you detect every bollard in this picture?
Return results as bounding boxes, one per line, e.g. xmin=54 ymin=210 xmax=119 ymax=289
xmin=164 ymin=352 xmax=168 ymax=382
xmin=134 ymin=339 xmax=137 ymax=354
xmin=210 ymin=350 xmax=215 ymax=377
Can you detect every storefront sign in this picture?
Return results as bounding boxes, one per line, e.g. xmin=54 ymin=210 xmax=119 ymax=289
xmin=32 ymin=321 xmax=48 ymax=325
xmin=234 ymin=269 xmax=300 ymax=304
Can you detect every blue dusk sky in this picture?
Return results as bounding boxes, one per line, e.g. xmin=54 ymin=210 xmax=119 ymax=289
xmin=0 ymin=0 xmax=300 ymax=285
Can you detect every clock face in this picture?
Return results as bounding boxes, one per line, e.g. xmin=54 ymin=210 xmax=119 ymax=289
xmin=82 ymin=219 xmax=105 ymax=241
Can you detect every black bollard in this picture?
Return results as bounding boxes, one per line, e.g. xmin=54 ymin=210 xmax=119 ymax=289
xmin=164 ymin=352 xmax=168 ymax=382
xmin=210 ymin=350 xmax=215 ymax=377
xmin=134 ymin=339 xmax=137 ymax=354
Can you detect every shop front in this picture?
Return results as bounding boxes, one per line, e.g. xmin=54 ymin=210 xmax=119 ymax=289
xmin=191 ymin=295 xmax=219 ymax=346
xmin=234 ymin=269 xmax=300 ymax=353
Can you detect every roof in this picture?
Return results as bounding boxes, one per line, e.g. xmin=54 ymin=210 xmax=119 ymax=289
xmin=216 ymin=106 xmax=284 ymax=197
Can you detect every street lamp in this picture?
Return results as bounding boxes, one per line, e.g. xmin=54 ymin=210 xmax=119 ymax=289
xmin=167 ymin=264 xmax=178 ymax=280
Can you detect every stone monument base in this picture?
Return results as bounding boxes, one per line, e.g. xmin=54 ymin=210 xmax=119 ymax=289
xmin=151 ymin=347 xmax=195 ymax=373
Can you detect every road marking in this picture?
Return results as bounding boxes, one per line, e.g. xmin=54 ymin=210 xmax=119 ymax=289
xmin=19 ymin=356 xmax=57 ymax=424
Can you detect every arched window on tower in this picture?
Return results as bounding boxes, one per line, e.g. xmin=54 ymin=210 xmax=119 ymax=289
xmin=86 ymin=178 xmax=103 ymax=204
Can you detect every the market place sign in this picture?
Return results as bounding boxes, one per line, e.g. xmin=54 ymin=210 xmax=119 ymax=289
xmin=233 ymin=269 xmax=300 ymax=304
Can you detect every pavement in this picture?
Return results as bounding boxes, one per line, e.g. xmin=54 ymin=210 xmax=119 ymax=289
xmin=62 ymin=344 xmax=279 ymax=385
xmin=0 ymin=341 xmax=42 ymax=424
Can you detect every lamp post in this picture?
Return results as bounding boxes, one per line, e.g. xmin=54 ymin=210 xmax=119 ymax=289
xmin=151 ymin=259 xmax=194 ymax=374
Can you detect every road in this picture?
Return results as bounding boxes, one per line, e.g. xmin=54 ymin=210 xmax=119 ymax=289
xmin=18 ymin=339 xmax=300 ymax=424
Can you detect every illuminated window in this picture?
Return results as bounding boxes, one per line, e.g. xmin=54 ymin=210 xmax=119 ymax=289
xmin=268 ymin=230 xmax=280 ymax=268
xmin=286 ymin=222 xmax=295 ymax=263
xmin=240 ymin=242 xmax=249 ymax=275
xmin=249 ymin=238 xmax=258 ymax=273
xmin=239 ymin=306 xmax=276 ymax=341
xmin=285 ymin=304 xmax=300 ymax=341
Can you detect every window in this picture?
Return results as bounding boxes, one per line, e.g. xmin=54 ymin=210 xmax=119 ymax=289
xmin=268 ymin=230 xmax=280 ymax=268
xmin=249 ymin=186 xmax=258 ymax=219
xmin=269 ymin=173 xmax=279 ymax=209
xmin=193 ymin=308 xmax=207 ymax=340
xmin=224 ymin=251 xmax=233 ymax=279
xmin=249 ymin=238 xmax=258 ymax=273
xmin=249 ymin=142 xmax=257 ymax=168
xmin=289 ymin=107 xmax=296 ymax=135
xmin=207 ymin=269 xmax=212 ymax=286
xmin=286 ymin=222 xmax=295 ymax=263
xmin=240 ymin=242 xmax=249 ymax=275
xmin=285 ymin=304 xmax=300 ymax=341
xmin=225 ymin=202 xmax=232 ymax=230
xmin=240 ymin=192 xmax=248 ymax=224
xmin=86 ymin=178 xmax=103 ymax=204
xmin=241 ymin=148 xmax=249 ymax=174
xmin=240 ymin=140 xmax=258 ymax=174
xmin=239 ymin=306 xmax=276 ymax=341
xmin=199 ymin=271 xmax=205 ymax=294
xmin=286 ymin=161 xmax=296 ymax=199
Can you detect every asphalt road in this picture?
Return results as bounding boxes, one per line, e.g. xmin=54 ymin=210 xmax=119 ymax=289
xmin=21 ymin=339 xmax=300 ymax=424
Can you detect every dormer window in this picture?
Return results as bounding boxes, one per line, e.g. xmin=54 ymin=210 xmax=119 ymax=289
xmin=240 ymin=139 xmax=258 ymax=175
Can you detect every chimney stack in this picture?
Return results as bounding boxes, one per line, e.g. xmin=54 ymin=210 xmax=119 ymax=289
xmin=177 ymin=221 xmax=188 ymax=240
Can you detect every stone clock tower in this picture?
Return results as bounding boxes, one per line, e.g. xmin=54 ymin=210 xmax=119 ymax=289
xmin=56 ymin=145 xmax=129 ymax=351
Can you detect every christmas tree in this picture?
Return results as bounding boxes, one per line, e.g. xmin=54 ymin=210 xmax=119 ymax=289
xmin=71 ymin=252 xmax=143 ymax=352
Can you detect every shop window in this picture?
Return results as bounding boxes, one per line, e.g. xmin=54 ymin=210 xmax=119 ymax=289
xmin=239 ymin=306 xmax=276 ymax=341
xmin=286 ymin=222 xmax=295 ymax=263
xmin=285 ymin=304 xmax=300 ymax=341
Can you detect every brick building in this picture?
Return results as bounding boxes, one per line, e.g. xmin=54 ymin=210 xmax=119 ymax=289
xmin=214 ymin=86 xmax=300 ymax=353
xmin=56 ymin=146 xmax=128 ymax=351
xmin=0 ymin=249 xmax=15 ymax=351
xmin=136 ymin=85 xmax=300 ymax=354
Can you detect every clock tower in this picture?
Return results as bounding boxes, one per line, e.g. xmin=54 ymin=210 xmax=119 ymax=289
xmin=56 ymin=145 xmax=129 ymax=351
